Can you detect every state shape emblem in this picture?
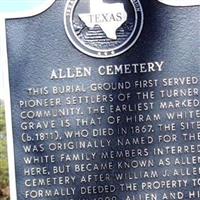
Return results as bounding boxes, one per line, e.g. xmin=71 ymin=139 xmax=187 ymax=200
xmin=64 ymin=0 xmax=144 ymax=58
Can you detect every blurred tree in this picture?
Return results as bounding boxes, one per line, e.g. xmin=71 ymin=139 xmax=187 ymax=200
xmin=0 ymin=103 xmax=9 ymax=191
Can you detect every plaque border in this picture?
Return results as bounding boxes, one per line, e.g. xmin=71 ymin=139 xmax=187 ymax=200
xmin=1 ymin=0 xmax=199 ymax=200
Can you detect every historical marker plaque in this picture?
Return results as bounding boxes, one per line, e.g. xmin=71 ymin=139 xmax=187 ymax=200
xmin=3 ymin=0 xmax=200 ymax=199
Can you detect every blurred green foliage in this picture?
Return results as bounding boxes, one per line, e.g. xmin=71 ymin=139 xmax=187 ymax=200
xmin=0 ymin=105 xmax=5 ymax=132
xmin=0 ymin=104 xmax=9 ymax=189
